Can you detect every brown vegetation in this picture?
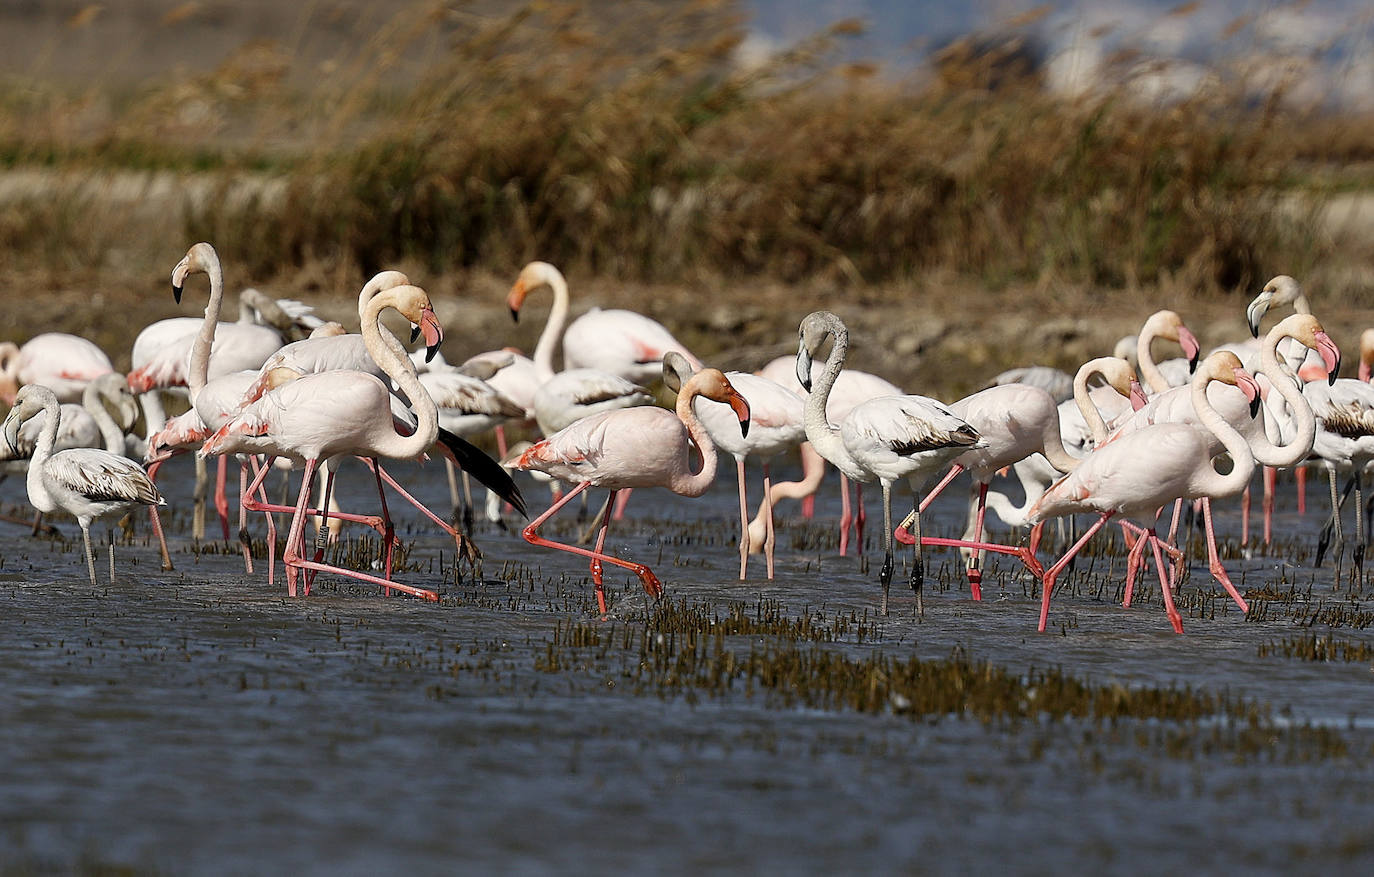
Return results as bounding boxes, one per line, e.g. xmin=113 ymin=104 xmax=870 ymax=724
xmin=1 ymin=2 xmax=1373 ymax=396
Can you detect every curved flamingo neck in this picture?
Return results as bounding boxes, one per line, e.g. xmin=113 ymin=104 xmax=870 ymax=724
xmin=360 ymin=292 xmax=436 ymax=459
xmin=1072 ymin=358 xmax=1118 ymax=445
xmin=671 ymin=379 xmax=721 ymax=497
xmin=530 ymin=266 xmax=570 ymax=382
xmin=82 ymin=381 xmax=126 ymax=454
xmin=801 ymin=318 xmax=868 ymax=481
xmin=1252 ymin=325 xmax=1316 ymax=467
xmin=188 ymin=253 xmax=226 ymax=406
xmin=1137 ymin=323 xmax=1170 ymax=393
xmin=1190 ymin=369 xmax=1254 ymax=498
xmin=24 ymin=391 xmax=62 ymax=513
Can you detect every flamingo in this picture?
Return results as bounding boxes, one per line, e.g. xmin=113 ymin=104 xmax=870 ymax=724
xmin=0 ymin=333 xmax=114 ymax=405
xmin=796 ymin=312 xmax=985 ymax=617
xmin=1105 ymin=314 xmax=1335 ymax=600
xmin=1134 ymin=309 xmax=1201 ymax=393
xmin=893 ymin=356 xmax=1145 ymax=598
xmin=505 ymin=262 xmax=655 ymax=436
xmin=1242 ymin=274 xmax=1328 ymax=525
xmin=662 ymin=352 xmax=805 ymax=580
xmin=2 ymin=385 xmax=165 ymax=586
xmin=757 ymin=353 xmax=905 ymax=555
xmin=515 ymin=363 xmax=751 ymax=614
xmin=1027 ymin=352 xmax=1263 ymax=633
xmin=3 ymin=373 xmax=145 ymax=534
xmin=1304 ymin=358 xmax=1374 ymax=578
xmin=201 ymin=283 xmax=524 ymax=600
xmin=506 ymin=262 xmax=702 ymax=386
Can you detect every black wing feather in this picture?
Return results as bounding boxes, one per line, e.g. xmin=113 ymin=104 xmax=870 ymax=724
xmin=435 ymin=427 xmax=528 ymax=518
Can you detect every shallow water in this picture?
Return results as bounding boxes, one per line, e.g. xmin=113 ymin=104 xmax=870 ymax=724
xmin=2 ymin=455 xmax=1374 ymax=874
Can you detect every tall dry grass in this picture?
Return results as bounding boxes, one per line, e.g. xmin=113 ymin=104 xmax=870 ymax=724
xmin=0 ymin=1 xmax=1370 ymax=294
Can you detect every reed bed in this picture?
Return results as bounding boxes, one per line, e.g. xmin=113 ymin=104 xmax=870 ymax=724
xmin=1 ymin=1 xmax=1371 ymax=299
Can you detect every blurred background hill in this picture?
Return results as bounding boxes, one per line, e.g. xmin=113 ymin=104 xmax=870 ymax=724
xmin=1 ymin=1 xmax=1372 ymax=395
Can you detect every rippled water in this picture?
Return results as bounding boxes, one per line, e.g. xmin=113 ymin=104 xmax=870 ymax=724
xmin=2 ymin=455 xmax=1374 ymax=874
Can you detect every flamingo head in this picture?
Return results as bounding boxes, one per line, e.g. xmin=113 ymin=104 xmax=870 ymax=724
xmin=89 ymin=373 xmax=141 ymax=431
xmin=796 ymin=311 xmax=846 ymax=392
xmin=1247 ymin=275 xmax=1303 ymax=338
xmin=1359 ymin=328 xmax=1374 ymax=383
xmin=1141 ymin=310 xmax=1199 ymax=374
xmin=388 ymin=286 xmax=444 ymax=363
xmin=2 ymin=384 xmax=54 ymax=451
xmin=171 ymin=242 xmax=218 ymax=304
xmin=507 ymin=261 xmax=561 ymax=323
xmin=1128 ymin=378 xmax=1148 ymax=410
xmin=1276 ymin=314 xmax=1341 ymax=386
xmin=660 ymin=351 xmax=696 ymax=395
xmin=1208 ymin=351 xmax=1262 ymax=418
xmin=691 ymin=369 xmax=751 ymax=438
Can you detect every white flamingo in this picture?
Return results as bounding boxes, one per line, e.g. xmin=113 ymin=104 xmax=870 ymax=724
xmin=797 ymin=311 xmax=984 ymax=617
xmin=3 ymin=385 xmax=165 ymax=586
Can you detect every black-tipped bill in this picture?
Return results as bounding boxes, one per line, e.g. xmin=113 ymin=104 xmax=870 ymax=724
xmin=796 ymin=343 xmax=813 ymax=393
xmin=172 ymin=283 xmax=183 ymax=305
xmin=410 ymin=324 xmax=421 ymax=344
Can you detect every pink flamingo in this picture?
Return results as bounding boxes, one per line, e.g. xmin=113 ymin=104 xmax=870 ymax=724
xmin=515 ymin=364 xmax=751 ymax=614
xmin=0 ymin=333 xmax=113 ymax=405
xmin=1133 ymin=309 xmax=1202 ymax=394
xmin=1027 ymin=352 xmax=1263 ymax=633
xmin=201 ymin=283 xmax=524 ymax=600
xmin=662 ymin=352 xmax=805 ymax=580
xmin=1241 ymin=274 xmax=1327 ymax=530
xmin=893 ymin=356 xmax=1145 ymax=599
xmin=503 ymin=261 xmax=701 ymax=386
xmin=1109 ymin=314 xmax=1334 ymax=592
xmin=797 ymin=312 xmax=990 ymax=617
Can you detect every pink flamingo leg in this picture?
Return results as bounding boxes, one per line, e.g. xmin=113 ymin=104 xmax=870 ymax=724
xmin=1165 ymin=498 xmax=1184 ymax=545
xmin=364 ymin=461 xmax=474 ymax=568
xmin=966 ymin=481 xmax=990 ymax=600
xmin=838 ymin=473 xmax=852 ymax=556
xmin=248 ymin=456 xmax=278 ymax=586
xmin=1121 ymin=520 xmax=1154 ymax=607
xmin=612 ymin=489 xmax=632 ymax=521
xmin=1297 ymin=465 xmax=1307 ymax=515
xmin=735 ymin=458 xmax=750 ymax=580
xmin=214 ymin=455 xmax=231 ymax=543
xmin=854 ymin=482 xmax=866 ymax=552
xmin=1039 ymin=512 xmax=1114 ymax=632
xmin=145 ymin=458 xmax=174 ymax=571
xmin=917 ymin=464 xmax=965 ymax=513
xmin=762 ymin=462 xmax=776 ymax=580
xmin=281 ymin=458 xmax=438 ymax=602
xmin=1263 ymin=465 xmax=1276 ymax=545
xmin=1240 ymin=483 xmax=1251 ymax=547
xmin=1202 ymin=498 xmax=1249 ymax=612
xmin=522 ymin=482 xmax=662 ymax=611
xmin=1147 ymin=531 xmax=1184 ymax=633
xmin=1028 ymin=521 xmax=1045 ymax=556
xmin=589 ymin=489 xmax=617 ymax=612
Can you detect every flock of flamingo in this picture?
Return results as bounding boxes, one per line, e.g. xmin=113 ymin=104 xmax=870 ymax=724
xmin=2 ymin=242 xmax=1372 ymax=633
